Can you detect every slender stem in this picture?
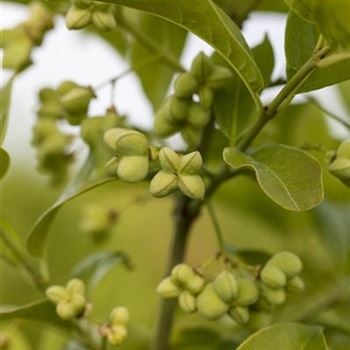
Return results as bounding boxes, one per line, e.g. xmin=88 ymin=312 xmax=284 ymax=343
xmin=0 ymin=229 xmax=47 ymax=291
xmin=207 ymin=202 xmax=225 ymax=252
xmin=308 ymin=97 xmax=350 ymax=131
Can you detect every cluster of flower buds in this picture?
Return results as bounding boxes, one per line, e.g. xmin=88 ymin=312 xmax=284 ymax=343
xmin=100 ymin=307 xmax=130 ymax=346
xmin=79 ymin=204 xmax=118 ymax=243
xmin=150 ymin=147 xmax=205 ymax=200
xmin=154 ymin=52 xmax=232 ymax=146
xmin=328 ymin=140 xmax=350 ymax=186
xmin=32 ymin=119 xmax=73 ymax=186
xmin=1 ymin=2 xmax=54 ymax=72
xmin=66 ymin=0 xmax=117 ymax=31
xmin=104 ymin=128 xmax=150 ymax=182
xmin=38 ymin=81 xmax=96 ymax=125
xmin=46 ymin=279 xmax=87 ymax=320
xmin=157 ymin=252 xmax=304 ymax=327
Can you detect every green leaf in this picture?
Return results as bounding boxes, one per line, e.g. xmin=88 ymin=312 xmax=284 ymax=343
xmin=339 ymin=80 xmax=350 ymax=117
xmin=223 ymin=144 xmax=324 ymax=211
xmin=26 ymin=157 xmax=116 ymax=257
xmin=92 ymin=27 xmax=129 ymax=57
xmin=0 ymin=75 xmax=15 ymax=145
xmin=102 ymin=0 xmax=264 ymax=107
xmin=237 ymin=323 xmax=329 ymax=350
xmin=130 ymin=12 xmax=187 ymax=110
xmin=0 ymin=300 xmax=70 ymax=330
xmin=257 ymin=0 xmax=289 ymax=12
xmin=0 ymin=148 xmax=10 ymax=180
xmin=70 ymin=251 xmax=133 ymax=294
xmin=285 ymin=11 xmax=350 ymax=92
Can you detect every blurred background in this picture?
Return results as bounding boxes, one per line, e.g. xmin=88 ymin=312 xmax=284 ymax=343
xmin=1 ymin=2 xmax=350 ymax=350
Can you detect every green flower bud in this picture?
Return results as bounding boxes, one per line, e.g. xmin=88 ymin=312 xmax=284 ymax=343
xmin=179 ymin=291 xmax=197 ymax=313
xmin=213 ymin=271 xmax=238 ymax=304
xmin=171 ymin=264 xmax=194 ymax=285
xmin=110 ymin=307 xmax=130 ymax=326
xmin=66 ymin=6 xmax=92 ymax=30
xmin=117 ymin=155 xmax=149 ymax=183
xmin=236 ymin=278 xmax=258 ymax=306
xmin=199 ymin=87 xmax=214 ymax=109
xmin=103 ymin=128 xmax=149 ymax=155
xmin=188 ymin=103 xmax=211 ymax=128
xmin=174 ymin=73 xmax=200 ymax=98
xmin=159 ymin=147 xmax=181 ymax=172
xmin=56 ymin=301 xmax=77 ymax=320
xmin=262 ymin=285 xmax=286 ymax=305
xmin=157 ymin=277 xmax=181 ymax=298
xmin=269 ymin=251 xmax=303 ymax=278
xmin=150 ymin=171 xmax=178 ymax=197
xmin=196 ymin=283 xmax=229 ymax=320
xmin=154 ymin=109 xmax=178 ymax=137
xmin=178 ymin=174 xmax=205 ymax=200
xmin=260 ymin=265 xmax=287 ymax=288
xmin=91 ymin=10 xmax=116 ymax=31
xmin=186 ymin=273 xmax=205 ymax=294
xmin=45 ymin=286 xmax=69 ymax=304
xmin=107 ymin=325 xmax=128 ymax=345
xmin=61 ymin=86 xmax=95 ymax=116
xmin=179 ymin=151 xmax=202 ymax=174
xmin=287 ymin=276 xmax=305 ymax=293
xmin=190 ymin=52 xmax=214 ymax=82
xmin=229 ymin=306 xmax=250 ymax=325
xmin=166 ymin=96 xmax=191 ymax=122
xmin=206 ymin=66 xmax=233 ymax=89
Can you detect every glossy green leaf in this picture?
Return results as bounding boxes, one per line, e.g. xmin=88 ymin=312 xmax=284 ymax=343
xmin=101 ymin=0 xmax=264 ymax=107
xmin=27 ymin=157 xmax=116 ymax=257
xmin=0 ymin=300 xmax=70 ymax=330
xmin=223 ymin=144 xmax=324 ymax=211
xmin=237 ymin=323 xmax=329 ymax=350
xmin=285 ymin=11 xmax=350 ymax=92
xmin=130 ymin=12 xmax=187 ymax=110
xmin=0 ymin=75 xmax=15 ymax=145
xmin=213 ymin=0 xmax=257 ymax=25
xmin=257 ymin=0 xmax=289 ymax=12
xmin=70 ymin=250 xmax=133 ymax=294
xmin=0 ymin=148 xmax=10 ymax=180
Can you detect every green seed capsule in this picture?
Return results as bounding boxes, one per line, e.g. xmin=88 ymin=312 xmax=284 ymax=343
xmin=213 ymin=271 xmax=239 ymax=303
xmin=181 ymin=127 xmax=202 ymax=147
xmin=107 ymin=325 xmax=128 ymax=345
xmin=196 ymin=283 xmax=229 ymax=320
xmin=260 ymin=265 xmax=287 ymax=288
xmin=56 ymin=302 xmax=76 ymax=320
xmin=199 ymin=86 xmax=214 ymax=109
xmin=179 ymin=151 xmax=203 ymax=174
xmin=66 ymin=6 xmax=92 ymax=30
xmin=150 ymin=171 xmax=178 ymax=197
xmin=229 ymin=306 xmax=250 ymax=324
xmin=262 ymin=285 xmax=286 ymax=305
xmin=206 ymin=66 xmax=233 ymax=89
xmin=247 ymin=311 xmax=272 ymax=330
xmin=45 ymin=286 xmax=69 ymax=304
xmin=110 ymin=307 xmax=130 ymax=326
xmin=166 ymin=96 xmax=191 ymax=122
xmin=186 ymin=273 xmax=205 ymax=294
xmin=188 ymin=103 xmax=211 ymax=128
xmin=269 ymin=251 xmax=303 ymax=278
xmin=91 ymin=9 xmax=116 ymax=30
xmin=287 ymin=276 xmax=305 ymax=293
xmin=178 ymin=174 xmax=205 ymax=200
xmin=157 ymin=277 xmax=181 ymax=298
xmin=179 ymin=291 xmax=197 ymax=313
xmin=154 ymin=108 xmax=179 ymax=137
xmin=236 ymin=278 xmax=258 ymax=306
xmin=61 ymin=86 xmax=95 ymax=116
xmin=117 ymin=155 xmax=149 ymax=182
xmin=174 ymin=73 xmax=200 ymax=98
xmin=66 ymin=279 xmax=85 ymax=296
xmin=159 ymin=147 xmax=181 ymax=173
xmin=190 ymin=52 xmax=214 ymax=82
xmin=171 ymin=264 xmax=194 ymax=285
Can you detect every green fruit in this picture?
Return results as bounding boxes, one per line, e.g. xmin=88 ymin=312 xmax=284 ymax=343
xmin=337 ymin=140 xmax=350 ymax=159
xmin=179 ymin=151 xmax=202 ymax=174
xmin=66 ymin=6 xmax=92 ymax=30
xmin=188 ymin=103 xmax=211 ymax=128
xmin=181 ymin=127 xmax=201 ymax=147
xmin=269 ymin=251 xmax=303 ymax=278
xmin=236 ymin=278 xmax=258 ymax=306
xmin=179 ymin=291 xmax=197 ymax=313
xmin=174 ymin=73 xmax=200 ymax=98
xmin=150 ymin=171 xmax=178 ymax=197
xmin=206 ymin=66 xmax=232 ymax=89
xmin=117 ymin=155 xmax=149 ymax=182
xmin=166 ymin=96 xmax=191 ymax=122
xmin=57 ymin=80 xmax=78 ymax=95
xmin=213 ymin=271 xmax=238 ymax=303
xmin=61 ymin=86 xmax=95 ymax=115
xmin=159 ymin=147 xmax=181 ymax=172
xmin=262 ymin=285 xmax=286 ymax=305
xmin=154 ymin=108 xmax=179 ymax=137
xmin=199 ymin=87 xmax=214 ymax=109
xmin=107 ymin=325 xmax=128 ymax=345
xmin=260 ymin=265 xmax=287 ymax=288
xmin=190 ymin=52 xmax=214 ymax=82
xmin=46 ymin=286 xmax=69 ymax=304
xmin=196 ymin=283 xmax=229 ymax=320
xmin=171 ymin=264 xmax=194 ymax=285
xmin=247 ymin=311 xmax=272 ymax=330
xmin=92 ymin=10 xmax=116 ymax=30
xmin=178 ymin=174 xmax=205 ymax=200
xmin=287 ymin=276 xmax=305 ymax=293
xmin=110 ymin=307 xmax=130 ymax=326
xmin=186 ymin=273 xmax=205 ymax=294
xmin=229 ymin=306 xmax=250 ymax=324
xmin=56 ymin=302 xmax=76 ymax=320
xmin=157 ymin=277 xmax=181 ymax=298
